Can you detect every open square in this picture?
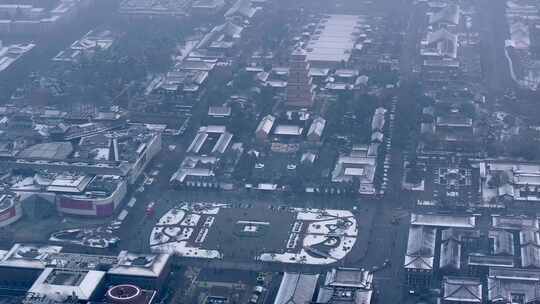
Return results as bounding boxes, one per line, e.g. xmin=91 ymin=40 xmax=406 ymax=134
xmin=149 ymin=202 xmax=360 ymax=265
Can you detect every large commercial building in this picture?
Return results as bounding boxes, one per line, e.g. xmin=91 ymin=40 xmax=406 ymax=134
xmin=2 ymin=124 xmax=161 ymax=185
xmin=0 ymin=124 xmax=161 ymax=217
xmin=0 ymin=243 xmax=171 ymax=303
xmin=11 ymin=172 xmax=127 ymax=217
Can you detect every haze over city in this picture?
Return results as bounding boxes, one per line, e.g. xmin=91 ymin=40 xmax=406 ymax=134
xmin=0 ymin=0 xmax=540 ymax=303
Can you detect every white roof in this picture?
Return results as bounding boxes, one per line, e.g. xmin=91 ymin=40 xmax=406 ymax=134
xmin=186 ymin=131 xmax=208 ymax=154
xmin=404 ymin=226 xmax=436 ymax=270
xmin=344 ymin=167 xmax=365 ymax=176
xmin=274 ymin=125 xmax=303 ymax=136
xmin=108 ymin=250 xmax=171 ymax=278
xmin=492 ymin=215 xmax=539 ymax=230
xmin=29 ymin=268 xmax=105 ymax=301
xmin=203 ymin=125 xmax=227 ymax=134
xmin=212 ymin=132 xmax=233 ymax=154
xmin=0 ymin=244 xmax=62 ymax=269
xmin=307 ymin=117 xmax=326 ymax=137
xmin=410 ymin=214 xmax=476 ymax=228
xmin=306 ymin=15 xmax=362 ymax=64
xmin=255 ymin=115 xmax=275 ymax=135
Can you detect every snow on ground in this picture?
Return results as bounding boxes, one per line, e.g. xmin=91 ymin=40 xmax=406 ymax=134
xmin=183 ymin=202 xmax=229 ymax=215
xmin=259 ymin=248 xmax=334 ymax=265
xmin=157 ymin=209 xmax=186 ymax=226
xmin=306 ymin=217 xmax=358 ymax=237
xmin=150 ymin=227 xmax=170 ymax=246
xmin=164 ymin=227 xmax=182 ymax=237
xmin=325 ymin=209 xmax=354 ymax=218
xmin=292 ymin=221 xmax=302 ymax=233
xmin=294 ymin=208 xmax=334 ymax=221
xmin=294 ymin=208 xmax=354 ymax=221
xmin=151 ymin=203 xmax=358 ymax=265
xmin=151 ymin=241 xmax=221 ymax=259
xmin=195 ymin=228 xmax=209 ymax=243
xmin=303 ymin=234 xmax=327 ymax=246
xmin=260 ymin=207 xmax=358 ymax=265
xmin=177 ymin=227 xmax=194 ymax=241
xmin=149 ymin=203 xmax=225 ymax=259
xmin=344 ymin=217 xmax=358 ymax=236
xmin=307 ymin=220 xmax=334 ymax=235
xmin=328 ymin=236 xmax=356 ymax=260
xmin=287 ymin=233 xmax=300 ymax=249
xmin=204 ymin=216 xmax=215 ymax=227
xmin=180 ymin=213 xmax=201 ymax=226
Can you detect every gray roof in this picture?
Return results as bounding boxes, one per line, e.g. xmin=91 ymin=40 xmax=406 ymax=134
xmin=208 ymin=106 xmax=231 ymax=117
xmin=439 ymin=238 xmax=461 ymax=270
xmin=520 ymin=230 xmax=540 ymax=246
xmin=317 ymin=268 xmax=373 ymax=304
xmin=17 ymin=142 xmax=73 ymax=160
xmin=273 ymin=273 xmax=319 ymax=304
xmin=371 ymin=113 xmax=385 ymax=131
xmin=404 ymin=226 xmax=436 ymax=270
xmin=424 ymin=29 xmax=458 ymax=59
xmin=467 ymin=254 xmax=515 ymax=267
xmin=488 ymin=268 xmax=540 ymax=303
xmin=436 ymin=115 xmax=473 ymax=128
xmin=521 ymin=244 xmax=540 ymax=268
xmin=443 ymin=276 xmax=482 ymax=303
xmin=29 ymin=268 xmax=105 ymax=301
xmin=324 ymin=268 xmax=373 ymax=289
xmin=492 ymin=215 xmax=539 ymax=230
xmin=490 ymin=230 xmax=515 ymax=256
xmin=108 ymin=250 xmax=171 ymax=278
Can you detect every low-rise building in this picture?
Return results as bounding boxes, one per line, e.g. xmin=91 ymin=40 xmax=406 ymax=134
xmin=317 ymin=268 xmax=374 ymax=304
xmin=53 ymin=28 xmax=115 ymax=63
xmin=171 ymin=126 xmax=242 ymax=190
xmin=273 ymin=273 xmax=319 ymax=304
xmin=0 ymin=0 xmax=89 ymax=35
xmin=487 ymin=268 xmax=540 ymax=303
xmin=404 ymin=212 xmax=540 ymax=299
xmin=441 ymin=276 xmax=482 ymax=304
xmin=479 ymin=160 xmax=540 ymax=205
xmin=404 ymin=225 xmax=436 ymax=289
